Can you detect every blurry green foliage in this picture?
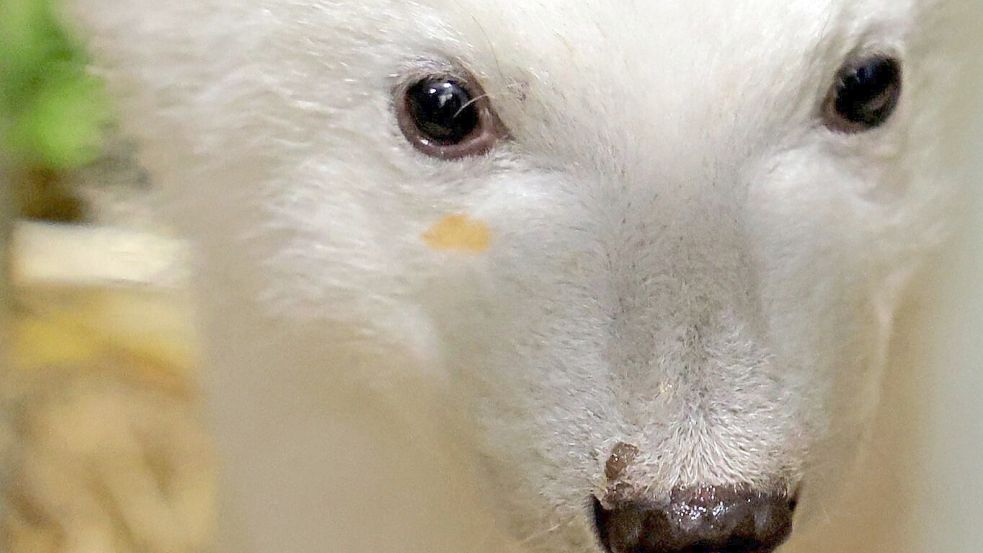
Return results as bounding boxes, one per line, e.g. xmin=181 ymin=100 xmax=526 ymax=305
xmin=0 ymin=0 xmax=110 ymax=171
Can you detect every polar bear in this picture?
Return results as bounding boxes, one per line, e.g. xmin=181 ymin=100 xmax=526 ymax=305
xmin=65 ymin=1 xmax=977 ymax=552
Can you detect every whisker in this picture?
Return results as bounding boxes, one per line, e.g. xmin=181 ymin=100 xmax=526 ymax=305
xmin=514 ymin=514 xmax=581 ymax=549
xmin=454 ymin=93 xmax=490 ymax=118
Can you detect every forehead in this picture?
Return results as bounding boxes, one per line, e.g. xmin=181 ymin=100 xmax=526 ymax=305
xmin=403 ymin=0 xmax=915 ymax=75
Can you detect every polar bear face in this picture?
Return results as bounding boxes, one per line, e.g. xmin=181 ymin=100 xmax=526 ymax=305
xmin=71 ymin=0 xmax=968 ymax=551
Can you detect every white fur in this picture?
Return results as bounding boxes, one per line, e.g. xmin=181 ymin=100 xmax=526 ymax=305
xmin=64 ymin=1 xmax=977 ymax=552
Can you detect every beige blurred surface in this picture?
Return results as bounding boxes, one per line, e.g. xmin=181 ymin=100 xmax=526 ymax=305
xmin=1 ymin=282 xmax=215 ymax=553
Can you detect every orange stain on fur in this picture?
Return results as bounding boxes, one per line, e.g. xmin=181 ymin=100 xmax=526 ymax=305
xmin=423 ymin=214 xmax=491 ymax=253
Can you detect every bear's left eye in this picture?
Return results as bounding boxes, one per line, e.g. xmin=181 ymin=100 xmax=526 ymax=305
xmin=823 ymin=56 xmax=902 ymax=134
xmin=396 ymin=74 xmax=504 ymax=160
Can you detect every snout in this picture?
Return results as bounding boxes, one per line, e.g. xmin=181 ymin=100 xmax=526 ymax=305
xmin=592 ymin=485 xmax=797 ymax=553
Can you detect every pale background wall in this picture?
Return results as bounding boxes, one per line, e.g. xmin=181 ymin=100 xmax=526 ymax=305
xmin=914 ymin=107 xmax=983 ymax=551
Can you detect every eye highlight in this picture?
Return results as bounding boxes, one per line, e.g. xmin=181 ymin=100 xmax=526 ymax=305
xmin=396 ymin=73 xmax=504 ymax=159
xmin=823 ymin=56 xmax=902 ymax=134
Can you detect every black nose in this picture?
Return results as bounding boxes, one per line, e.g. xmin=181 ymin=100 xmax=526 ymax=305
xmin=592 ymin=486 xmax=796 ymax=553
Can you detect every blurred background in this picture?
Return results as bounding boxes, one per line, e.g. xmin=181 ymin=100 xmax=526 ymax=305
xmin=0 ymin=1 xmax=212 ymax=552
xmin=0 ymin=0 xmax=980 ymax=552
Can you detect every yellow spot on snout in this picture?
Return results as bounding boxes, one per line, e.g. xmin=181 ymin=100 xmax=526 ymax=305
xmin=423 ymin=214 xmax=491 ymax=253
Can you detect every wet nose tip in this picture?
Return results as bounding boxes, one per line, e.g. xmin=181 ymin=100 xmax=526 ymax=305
xmin=592 ymin=485 xmax=796 ymax=553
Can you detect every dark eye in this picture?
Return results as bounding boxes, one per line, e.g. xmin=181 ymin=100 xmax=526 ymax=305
xmin=823 ymin=56 xmax=902 ymax=133
xmin=396 ymin=75 xmax=504 ymax=159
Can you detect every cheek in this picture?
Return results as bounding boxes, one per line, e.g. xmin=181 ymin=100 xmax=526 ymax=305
xmin=748 ymin=154 xmax=884 ymax=358
xmin=748 ymin=156 xmax=900 ymax=442
xmin=413 ymin=179 xmax=620 ymax=490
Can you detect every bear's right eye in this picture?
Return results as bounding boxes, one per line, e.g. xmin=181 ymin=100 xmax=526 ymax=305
xmin=396 ymin=74 xmax=505 ymax=160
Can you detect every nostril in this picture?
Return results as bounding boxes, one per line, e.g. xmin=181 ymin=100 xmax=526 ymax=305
xmin=591 ymin=485 xmax=795 ymax=553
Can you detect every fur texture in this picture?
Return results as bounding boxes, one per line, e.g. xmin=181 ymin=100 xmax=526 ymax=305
xmin=65 ymin=1 xmax=975 ymax=552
